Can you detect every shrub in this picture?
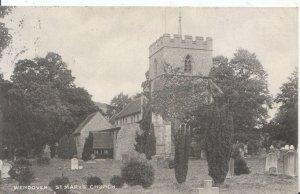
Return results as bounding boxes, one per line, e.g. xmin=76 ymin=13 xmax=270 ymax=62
xmin=36 ymin=157 xmax=50 ymax=166
xmin=57 ymin=135 xmax=77 ymax=159
xmin=48 ymin=176 xmax=70 ymax=194
xmin=86 ymin=176 xmax=102 ymax=188
xmin=8 ymin=159 xmax=34 ymax=186
xmin=234 ymin=158 xmax=250 ymax=175
xmin=121 ymin=159 xmax=154 ymax=188
xmin=82 ymin=132 xmax=93 ymax=161
xmin=110 ymin=175 xmax=124 ymax=188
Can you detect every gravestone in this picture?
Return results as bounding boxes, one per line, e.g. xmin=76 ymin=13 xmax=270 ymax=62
xmin=283 ymin=150 xmax=297 ymax=176
xmin=71 ymin=158 xmax=79 ymax=170
xmin=0 ymin=160 xmax=2 ymax=179
xmin=2 ymin=162 xmax=12 ymax=178
xmin=244 ymin=145 xmax=248 ymax=155
xmin=43 ymin=145 xmax=51 ymax=158
xmin=265 ymin=151 xmax=278 ymax=173
xmin=284 ymin=145 xmax=290 ymax=150
xmin=200 ymin=150 xmax=206 ymax=159
xmin=239 ymin=147 xmax=245 ymax=158
xmin=279 ymin=147 xmax=287 ymax=162
xmin=198 ymin=180 xmax=219 ymax=194
xmin=275 ymin=148 xmax=280 ymax=160
xmin=227 ymin=158 xmax=234 ymax=178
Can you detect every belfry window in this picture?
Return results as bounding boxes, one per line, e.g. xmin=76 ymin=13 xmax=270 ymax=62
xmin=184 ymin=55 xmax=192 ymax=73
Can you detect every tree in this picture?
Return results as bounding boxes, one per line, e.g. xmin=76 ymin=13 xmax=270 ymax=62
xmin=82 ymin=132 xmax=94 ymax=161
xmin=271 ymin=68 xmax=298 ymax=145
xmin=2 ymin=53 xmax=97 ymax=156
xmin=209 ymin=49 xmax=272 ymax=142
xmin=174 ymin=120 xmax=190 ymax=184
xmin=107 ymin=92 xmax=131 ymax=118
xmin=0 ymin=6 xmax=12 ymax=58
xmin=202 ymin=101 xmax=234 ymax=185
xmin=57 ymin=135 xmax=77 ymax=159
xmin=135 ymin=102 xmax=156 ymax=160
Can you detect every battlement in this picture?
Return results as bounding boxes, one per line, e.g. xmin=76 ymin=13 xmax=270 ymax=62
xmin=149 ymin=33 xmax=213 ymax=56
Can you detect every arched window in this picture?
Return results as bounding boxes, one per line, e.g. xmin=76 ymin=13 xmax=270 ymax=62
xmin=154 ymin=59 xmax=158 ymax=77
xmin=184 ymin=55 xmax=192 ymax=73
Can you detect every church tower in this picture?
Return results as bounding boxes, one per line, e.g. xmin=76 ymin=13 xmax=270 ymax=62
xmin=149 ymin=16 xmax=213 ymax=92
xmin=149 ymin=15 xmax=213 ymax=158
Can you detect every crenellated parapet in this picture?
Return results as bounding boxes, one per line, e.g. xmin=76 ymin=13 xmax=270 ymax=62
xmin=149 ymin=33 xmax=213 ymax=56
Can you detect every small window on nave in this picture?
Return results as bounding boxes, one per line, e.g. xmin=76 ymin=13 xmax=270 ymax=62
xmin=184 ymin=55 xmax=192 ymax=73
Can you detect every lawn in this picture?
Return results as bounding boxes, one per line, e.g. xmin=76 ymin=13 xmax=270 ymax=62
xmin=0 ymin=157 xmax=297 ymax=194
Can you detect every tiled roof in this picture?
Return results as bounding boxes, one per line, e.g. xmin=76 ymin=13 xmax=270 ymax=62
xmin=72 ymin=112 xmax=98 ymax=135
xmin=92 ymin=131 xmax=114 ymax=149
xmin=114 ymin=97 xmax=143 ymax=119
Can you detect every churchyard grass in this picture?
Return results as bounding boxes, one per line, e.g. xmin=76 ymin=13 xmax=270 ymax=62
xmin=0 ymin=157 xmax=296 ymax=194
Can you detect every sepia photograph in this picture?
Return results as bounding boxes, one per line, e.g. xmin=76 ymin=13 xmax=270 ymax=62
xmin=0 ymin=6 xmax=298 ymax=194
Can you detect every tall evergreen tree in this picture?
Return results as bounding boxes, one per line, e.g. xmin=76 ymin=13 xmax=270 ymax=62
xmin=135 ymin=102 xmax=156 ymax=160
xmin=82 ymin=132 xmax=94 ymax=161
xmin=174 ymin=120 xmax=191 ymax=184
xmin=203 ymin=101 xmax=234 ymax=186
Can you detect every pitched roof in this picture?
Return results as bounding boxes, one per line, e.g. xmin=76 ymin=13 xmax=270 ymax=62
xmin=92 ymin=131 xmax=114 ymax=149
xmin=114 ymin=97 xmax=144 ymax=119
xmin=73 ymin=112 xmax=98 ymax=135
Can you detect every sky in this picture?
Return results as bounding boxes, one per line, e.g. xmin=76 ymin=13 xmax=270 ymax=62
xmin=0 ymin=7 xmax=298 ymax=116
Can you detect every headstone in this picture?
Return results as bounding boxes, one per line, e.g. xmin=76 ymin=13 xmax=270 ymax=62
xmin=290 ymin=145 xmax=295 ymax=150
xmin=200 ymin=150 xmax=206 ymax=159
xmin=275 ymin=148 xmax=280 ymax=159
xmin=283 ymin=150 xmax=297 ymax=176
xmin=43 ymin=145 xmax=51 ymax=158
xmin=239 ymin=147 xmax=245 ymax=158
xmin=270 ymin=145 xmax=274 ymax=150
xmin=244 ymin=145 xmax=248 ymax=155
xmin=1 ymin=162 xmax=12 ymax=178
xmin=198 ymin=180 xmax=219 ymax=194
xmin=265 ymin=151 xmax=278 ymax=173
xmin=78 ymin=166 xmax=83 ymax=170
xmin=0 ymin=160 xmax=3 ymax=179
xmin=279 ymin=149 xmax=287 ymax=161
xmin=284 ymin=145 xmax=290 ymax=150
xmin=227 ymin=158 xmax=235 ymax=178
xmin=71 ymin=158 xmax=79 ymax=170
xmin=91 ymin=154 xmax=96 ymax=160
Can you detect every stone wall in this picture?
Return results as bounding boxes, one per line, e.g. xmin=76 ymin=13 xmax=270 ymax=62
xmin=152 ymin=113 xmax=174 ymax=158
xmin=114 ymin=123 xmax=141 ymax=160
